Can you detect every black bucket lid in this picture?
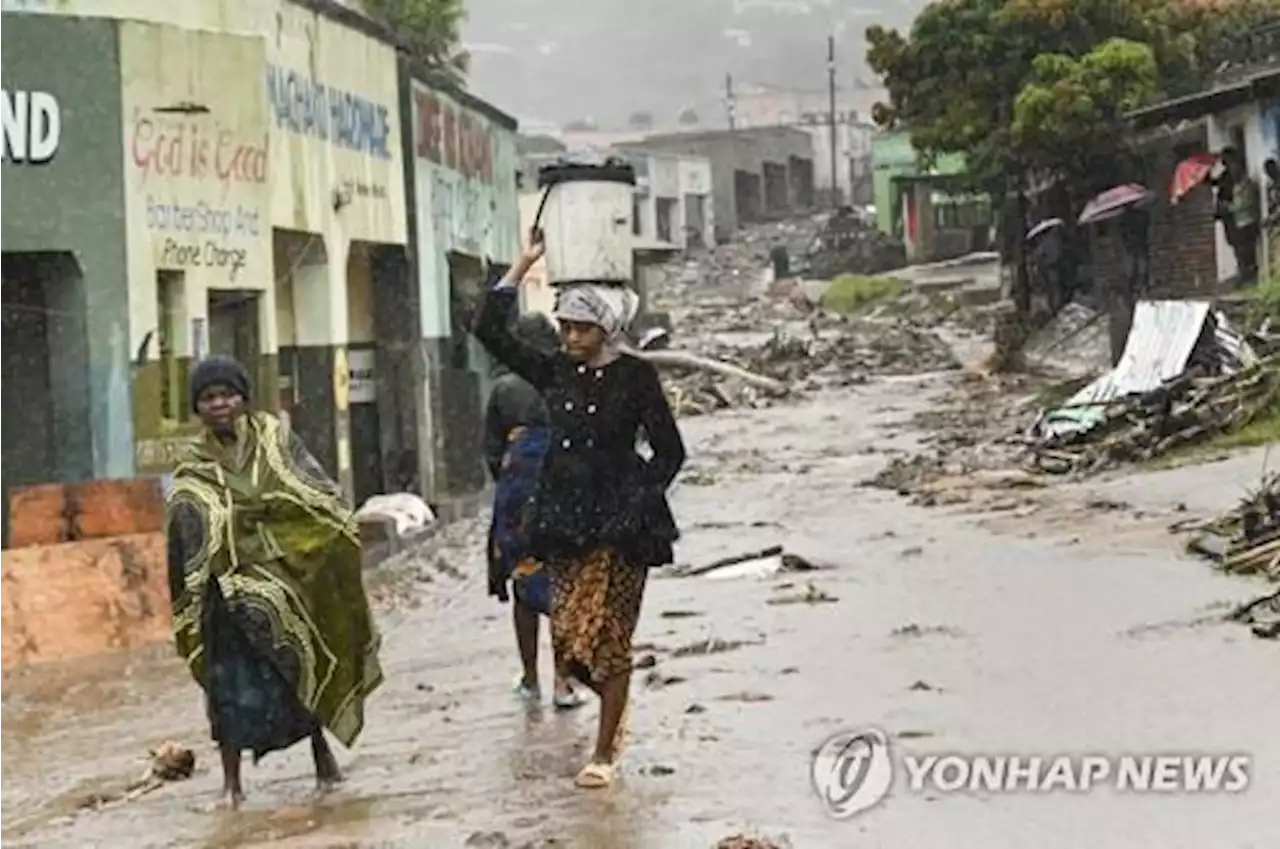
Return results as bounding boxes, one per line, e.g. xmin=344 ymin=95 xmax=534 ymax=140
xmin=538 ymin=156 xmax=636 ymax=189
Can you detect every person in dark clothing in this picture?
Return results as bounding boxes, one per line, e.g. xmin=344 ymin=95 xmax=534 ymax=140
xmin=1223 ymin=148 xmax=1260 ymax=284
xmin=473 ymin=232 xmax=686 ymax=789
xmin=485 ymin=311 xmax=584 ymax=711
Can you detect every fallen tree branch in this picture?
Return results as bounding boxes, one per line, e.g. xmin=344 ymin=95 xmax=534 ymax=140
xmin=624 ymin=347 xmax=792 ymax=397
xmin=679 ymin=545 xmax=785 ymax=578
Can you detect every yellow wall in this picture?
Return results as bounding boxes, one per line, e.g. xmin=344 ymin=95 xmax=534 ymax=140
xmin=30 ymin=0 xmax=408 ymax=352
xmin=120 ymin=22 xmax=275 ymax=359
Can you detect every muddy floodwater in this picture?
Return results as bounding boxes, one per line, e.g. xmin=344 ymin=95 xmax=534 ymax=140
xmin=3 ymin=375 xmax=1277 ymax=849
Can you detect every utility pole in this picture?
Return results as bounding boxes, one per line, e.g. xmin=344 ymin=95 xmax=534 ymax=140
xmin=827 ymin=35 xmax=839 ymax=208
xmin=725 ymin=72 xmax=737 ymax=131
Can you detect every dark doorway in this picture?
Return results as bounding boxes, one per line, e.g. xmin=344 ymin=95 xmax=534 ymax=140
xmin=734 ymin=170 xmax=764 ymax=225
xmin=442 ymin=252 xmax=488 ymax=496
xmin=763 ymin=162 xmax=788 ymax=214
xmin=2 ymin=251 xmax=90 ymax=546
xmin=208 ymin=289 xmax=261 ymax=372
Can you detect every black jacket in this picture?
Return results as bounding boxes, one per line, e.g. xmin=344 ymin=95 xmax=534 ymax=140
xmin=474 ymin=286 xmax=686 ymax=566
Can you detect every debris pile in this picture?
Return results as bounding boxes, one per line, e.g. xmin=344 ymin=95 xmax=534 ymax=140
xmin=1023 ymin=301 xmax=1275 ymax=475
xmin=714 ymin=835 xmax=789 ymax=849
xmin=1181 ymin=474 xmax=1280 ymax=639
xmin=1021 ymin=301 xmax=1112 ymax=377
xmin=652 ymin=318 xmax=961 ymax=417
xmin=637 ymin=214 xmax=979 ymax=417
xmin=1026 ymin=353 xmax=1279 ymax=474
xmin=659 ymin=217 xmax=825 ymax=298
xmin=807 ymin=210 xmax=907 ymax=278
xmin=862 ymin=373 xmax=1045 ymax=499
xmin=1185 ymin=474 xmax=1280 ymax=581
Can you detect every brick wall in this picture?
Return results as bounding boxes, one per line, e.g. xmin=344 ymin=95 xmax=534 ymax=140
xmin=1 ymin=533 xmax=171 ymax=669
xmin=1088 ymin=128 xmax=1222 ymax=358
xmin=1144 ymin=137 xmax=1220 ymax=296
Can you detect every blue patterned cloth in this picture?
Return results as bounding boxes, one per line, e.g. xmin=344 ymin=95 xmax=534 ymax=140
xmin=488 ymin=424 xmax=552 ymax=615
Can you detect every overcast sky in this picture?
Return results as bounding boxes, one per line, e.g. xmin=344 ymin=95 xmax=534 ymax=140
xmin=461 ymin=0 xmax=923 ymax=130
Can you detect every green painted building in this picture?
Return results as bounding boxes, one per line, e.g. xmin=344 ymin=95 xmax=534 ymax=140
xmin=1 ymin=15 xmax=135 ymax=542
xmin=870 ymin=130 xmax=968 ymax=236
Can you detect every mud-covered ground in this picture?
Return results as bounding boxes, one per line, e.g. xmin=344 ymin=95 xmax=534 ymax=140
xmin=3 ymin=374 xmax=1277 ymax=849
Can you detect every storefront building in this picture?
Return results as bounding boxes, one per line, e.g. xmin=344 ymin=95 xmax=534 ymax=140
xmin=408 ymin=75 xmax=520 ymax=507
xmin=11 ymin=0 xmax=416 ymax=506
xmin=4 ymin=0 xmax=522 ymax=513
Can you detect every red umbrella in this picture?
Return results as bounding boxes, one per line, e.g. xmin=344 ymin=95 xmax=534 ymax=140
xmin=1077 ymin=183 xmax=1154 ymax=225
xmin=1170 ymin=153 xmax=1218 ymax=204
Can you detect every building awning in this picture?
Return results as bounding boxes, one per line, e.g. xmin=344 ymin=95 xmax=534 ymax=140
xmin=1127 ymin=66 xmax=1280 ymax=130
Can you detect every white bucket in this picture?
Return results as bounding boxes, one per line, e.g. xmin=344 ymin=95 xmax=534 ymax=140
xmin=536 ymin=159 xmax=636 ymax=286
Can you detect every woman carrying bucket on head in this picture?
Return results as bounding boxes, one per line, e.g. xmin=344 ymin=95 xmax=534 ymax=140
xmin=473 ymin=230 xmax=686 ymax=789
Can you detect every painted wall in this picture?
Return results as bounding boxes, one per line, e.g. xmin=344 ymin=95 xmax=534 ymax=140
xmin=677 ymin=156 xmax=712 ymax=196
xmin=7 ymin=0 xmax=409 ymax=347
xmin=121 ymin=22 xmax=273 ymax=359
xmin=871 ymin=130 xmax=967 ymax=236
xmin=627 ymin=128 xmax=814 ymax=238
xmin=651 ymin=154 xmax=680 ymax=197
xmin=265 ymin=4 xmax=406 ymax=247
xmin=1207 ymin=102 xmax=1266 ymax=282
xmin=1 ymin=14 xmax=134 ymax=482
xmin=411 ymin=80 xmax=520 ymax=339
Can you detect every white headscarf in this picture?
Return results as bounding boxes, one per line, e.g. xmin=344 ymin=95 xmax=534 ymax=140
xmin=553 ymin=284 xmax=640 ymax=340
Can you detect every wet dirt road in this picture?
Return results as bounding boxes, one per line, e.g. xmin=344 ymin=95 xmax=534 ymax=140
xmin=3 ymin=375 xmax=1277 ymax=849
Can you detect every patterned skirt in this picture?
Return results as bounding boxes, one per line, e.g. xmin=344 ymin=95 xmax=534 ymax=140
xmin=548 ymin=548 xmax=648 ymax=684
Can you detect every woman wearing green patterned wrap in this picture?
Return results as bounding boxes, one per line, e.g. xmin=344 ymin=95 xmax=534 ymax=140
xmin=166 ymin=355 xmax=383 ymax=808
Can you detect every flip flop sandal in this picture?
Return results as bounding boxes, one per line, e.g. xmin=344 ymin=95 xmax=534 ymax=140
xmin=574 ymin=761 xmax=616 ymax=789
xmin=512 ymin=677 xmax=541 ymax=703
xmin=553 ymin=688 xmax=587 ymax=711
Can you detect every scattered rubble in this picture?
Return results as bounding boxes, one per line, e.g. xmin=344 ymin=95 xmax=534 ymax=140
xmin=639 ymin=215 xmax=973 ymax=417
xmin=807 ymin=209 xmax=907 ymax=278
xmin=714 ymin=835 xmax=790 ymax=849
xmin=1022 ymin=302 xmax=1276 ymax=475
xmin=1025 ymin=354 xmax=1279 ymax=475
xmin=1184 ymin=473 xmax=1280 ymax=581
xmin=862 ymin=374 xmax=1038 ymax=500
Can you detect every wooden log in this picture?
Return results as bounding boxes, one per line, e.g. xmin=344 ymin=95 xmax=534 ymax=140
xmin=679 ymin=545 xmax=786 ymax=578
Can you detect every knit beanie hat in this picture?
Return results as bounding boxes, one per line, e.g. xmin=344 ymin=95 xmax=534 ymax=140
xmin=189 ymin=355 xmax=251 ymax=412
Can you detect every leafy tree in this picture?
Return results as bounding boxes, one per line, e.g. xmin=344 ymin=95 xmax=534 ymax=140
xmin=866 ymin=0 xmax=1275 ymax=192
xmin=1011 ymin=38 xmax=1159 ymax=190
xmin=363 ymin=0 xmax=469 ymax=82
xmin=677 ymin=107 xmax=700 ymax=126
xmin=865 ymin=0 xmax=1275 ymax=330
xmin=629 ymin=110 xmax=655 ymax=130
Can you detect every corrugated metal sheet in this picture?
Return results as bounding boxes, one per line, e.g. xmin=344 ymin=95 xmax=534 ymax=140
xmin=1038 ymin=300 xmax=1215 ymax=439
xmin=1214 ymin=308 xmax=1258 ymax=371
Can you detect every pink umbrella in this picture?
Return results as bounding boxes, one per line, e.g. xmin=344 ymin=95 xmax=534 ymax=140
xmin=1077 ymin=183 xmax=1154 ymax=225
xmin=1170 ymin=153 xmax=1218 ymax=204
